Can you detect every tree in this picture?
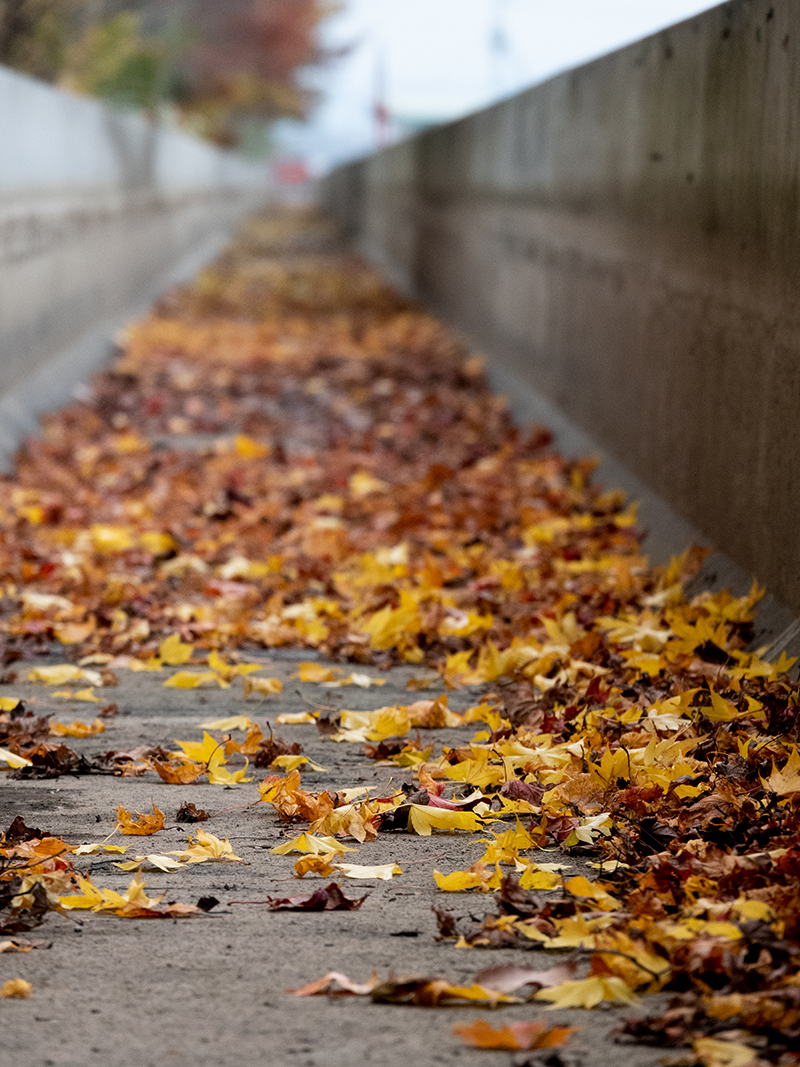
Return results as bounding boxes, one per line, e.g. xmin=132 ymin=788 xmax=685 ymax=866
xmin=0 ymin=0 xmax=340 ymax=146
xmin=0 ymin=0 xmax=82 ymax=80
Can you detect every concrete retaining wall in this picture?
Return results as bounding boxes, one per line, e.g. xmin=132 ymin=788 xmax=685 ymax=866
xmin=0 ymin=65 xmax=267 ymax=461
xmin=322 ymin=0 xmax=800 ymax=615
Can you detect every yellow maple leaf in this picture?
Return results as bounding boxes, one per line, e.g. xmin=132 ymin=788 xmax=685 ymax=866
xmin=174 ymin=731 xmax=226 ymax=765
xmin=270 ymin=754 xmax=309 ymax=772
xmin=207 ymin=758 xmax=252 ymax=786
xmin=243 ymin=676 xmax=283 ymax=698
xmin=1 ymin=978 xmax=32 ymax=998
xmin=293 ymin=662 xmax=342 ymax=683
xmin=116 ymin=802 xmax=165 ymax=836
xmin=762 ymin=747 xmax=800 ymax=795
xmin=276 ymin=711 xmax=317 ymax=725
xmin=206 ymin=650 xmax=262 ymax=681
xmin=197 ymin=715 xmax=253 ymax=732
xmin=408 ymin=805 xmax=483 ymax=836
xmin=159 ymin=634 xmax=194 ymax=666
xmin=59 ymin=873 xmax=128 ymax=911
xmin=336 ymin=862 xmax=402 ymax=880
xmin=563 ymin=875 xmax=620 ymax=911
xmin=50 ymin=719 xmax=105 ymax=738
xmin=163 ymin=670 xmax=224 ymax=689
xmin=434 ymin=861 xmax=501 ymax=892
xmin=0 ymin=746 xmax=32 ymax=768
xmin=692 ymin=1038 xmax=759 ymax=1067
xmin=294 ymin=854 xmax=339 ymax=877
xmin=152 ymin=758 xmax=205 ymax=784
xmin=114 ymin=855 xmax=185 ymax=872
xmin=28 ymin=664 xmax=88 ymax=686
xmin=271 ymin=833 xmax=358 ymax=856
xmin=535 ymin=975 xmax=638 ymax=1009
xmin=0 ymin=696 xmax=21 ymax=711
xmin=170 ymin=830 xmax=244 ymax=864
xmin=360 ymin=591 xmax=422 ymax=651
xmin=518 ymin=865 xmax=562 ymax=891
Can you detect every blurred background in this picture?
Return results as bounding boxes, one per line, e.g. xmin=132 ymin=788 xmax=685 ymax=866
xmin=0 ymin=0 xmax=722 ymax=174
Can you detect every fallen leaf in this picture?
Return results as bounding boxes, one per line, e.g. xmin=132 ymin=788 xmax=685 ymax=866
xmin=294 ymin=855 xmax=339 ymax=877
xmin=534 ymin=974 xmax=638 ymax=1008
xmin=473 ymin=961 xmax=579 ymax=995
xmin=271 ymin=833 xmax=358 ymax=856
xmin=163 ymin=670 xmax=222 ymax=689
xmin=116 ymin=802 xmax=165 ymax=836
xmin=197 ymin=714 xmax=253 ymax=731
xmin=1 ymin=978 xmax=32 ymax=998
xmin=0 ymin=747 xmax=32 ymax=768
xmin=50 ymin=719 xmax=105 ymax=737
xmin=293 ymin=663 xmax=342 ymax=683
xmin=243 ymin=676 xmax=283 ymax=698
xmin=264 ymin=884 xmax=367 ymax=911
xmin=170 ymin=829 xmax=245 ymax=864
xmin=408 ymin=805 xmax=483 ymax=836
xmin=114 ymin=854 xmax=185 ymax=872
xmin=334 ymin=862 xmax=401 ymax=880
xmin=152 ymin=758 xmax=205 ymax=784
xmin=276 ymin=712 xmax=317 ymax=725
xmin=287 ymin=971 xmax=379 ymax=997
xmin=175 ymin=802 xmax=209 ymax=823
xmin=453 ymin=1020 xmax=576 ymax=1051
xmin=159 ymin=633 xmax=194 ymax=666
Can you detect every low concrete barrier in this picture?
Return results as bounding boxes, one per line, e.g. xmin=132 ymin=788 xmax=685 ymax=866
xmin=0 ymin=64 xmax=267 ymax=462
xmin=322 ymin=0 xmax=800 ymax=616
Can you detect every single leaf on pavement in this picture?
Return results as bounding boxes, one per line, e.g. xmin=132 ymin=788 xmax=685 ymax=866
xmin=271 ymin=833 xmax=358 ymax=856
xmin=243 ymin=677 xmax=283 ymax=698
xmin=453 ymin=1020 xmax=577 ymax=1051
xmin=1 ymin=978 xmax=32 ymax=998
xmin=197 ymin=715 xmax=253 ymax=731
xmin=335 ymin=862 xmax=401 ymax=881
xmin=294 ymin=855 xmax=339 ymax=878
xmin=152 ymin=758 xmax=205 ymax=784
xmin=474 ymin=961 xmax=579 ymax=995
xmin=50 ymin=719 xmax=105 ymax=737
xmin=265 ymin=883 xmax=367 ymax=911
xmin=116 ymin=802 xmax=165 ymax=836
xmin=170 ymin=829 xmax=244 ymax=864
xmin=287 ymin=971 xmax=379 ymax=997
xmin=159 ymin=634 xmax=194 ymax=666
xmin=114 ymin=854 xmax=185 ymax=872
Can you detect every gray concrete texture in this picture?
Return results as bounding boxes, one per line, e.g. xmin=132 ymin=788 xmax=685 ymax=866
xmin=0 ymin=658 xmax=667 ymax=1067
xmin=0 ymin=64 xmax=268 ymax=446
xmin=321 ymin=0 xmax=800 ymax=615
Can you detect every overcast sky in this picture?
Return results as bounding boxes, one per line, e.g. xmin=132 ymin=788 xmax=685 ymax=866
xmin=276 ymin=0 xmax=723 ymax=172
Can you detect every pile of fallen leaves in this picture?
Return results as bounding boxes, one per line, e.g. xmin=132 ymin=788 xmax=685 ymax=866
xmin=1 ymin=210 xmax=800 ymax=1066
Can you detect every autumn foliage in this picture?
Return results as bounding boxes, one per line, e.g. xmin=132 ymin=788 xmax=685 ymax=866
xmin=2 ymin=211 xmax=800 ymax=1063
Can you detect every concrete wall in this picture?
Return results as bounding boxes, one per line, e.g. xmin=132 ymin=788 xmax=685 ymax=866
xmin=0 ymin=64 xmax=267 ymax=459
xmin=322 ymin=0 xmax=800 ymax=615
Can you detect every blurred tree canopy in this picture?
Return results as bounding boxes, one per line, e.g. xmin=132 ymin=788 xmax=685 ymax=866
xmin=0 ymin=0 xmax=339 ymax=146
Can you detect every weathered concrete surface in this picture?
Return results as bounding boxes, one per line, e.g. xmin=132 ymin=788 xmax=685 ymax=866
xmin=0 ymin=64 xmax=267 ymax=458
xmin=0 ymin=658 xmax=666 ymax=1067
xmin=322 ymin=0 xmax=800 ymax=615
